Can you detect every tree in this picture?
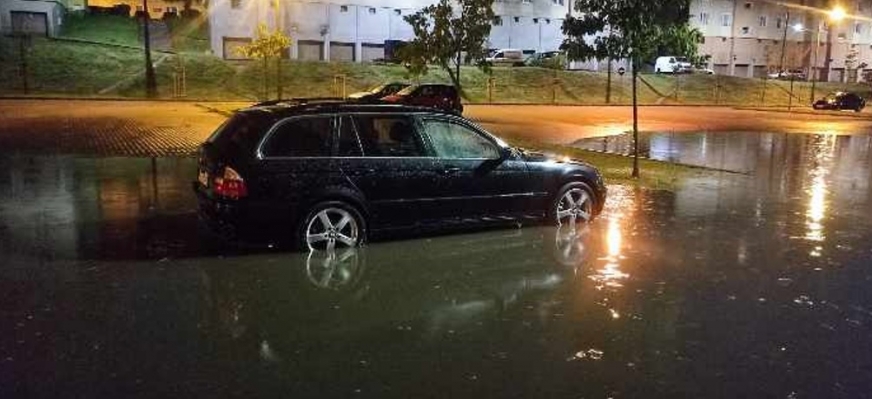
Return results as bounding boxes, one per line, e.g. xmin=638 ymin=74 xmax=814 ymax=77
xmin=237 ymin=24 xmax=291 ymax=100
xmin=562 ymin=0 xmax=691 ymax=178
xmin=401 ymin=0 xmax=494 ymax=94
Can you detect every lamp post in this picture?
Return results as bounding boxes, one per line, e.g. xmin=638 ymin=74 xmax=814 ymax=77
xmin=142 ymin=0 xmax=157 ymax=97
xmin=807 ymin=6 xmax=845 ymax=104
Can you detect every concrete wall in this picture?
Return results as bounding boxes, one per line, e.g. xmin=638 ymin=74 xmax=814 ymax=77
xmin=0 ymin=0 xmax=65 ymax=37
xmin=210 ymin=0 xmax=569 ymax=61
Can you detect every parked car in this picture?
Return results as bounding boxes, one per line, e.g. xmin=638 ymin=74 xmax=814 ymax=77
xmin=525 ymin=51 xmax=566 ymax=69
xmin=813 ymin=91 xmax=866 ymax=111
xmin=767 ymin=69 xmax=806 ymax=80
xmin=380 ymin=84 xmax=463 ymax=115
xmin=486 ymin=48 xmax=526 ymax=67
xmin=654 ymin=56 xmax=693 ymax=74
xmin=194 ymin=101 xmax=607 ymax=251
xmin=348 ymin=82 xmax=409 ymax=102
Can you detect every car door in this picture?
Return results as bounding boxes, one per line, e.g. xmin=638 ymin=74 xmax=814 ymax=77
xmin=417 ymin=115 xmax=535 ymax=221
xmin=334 ymin=113 xmax=449 ymax=229
xmin=253 ymin=115 xmax=342 ymax=221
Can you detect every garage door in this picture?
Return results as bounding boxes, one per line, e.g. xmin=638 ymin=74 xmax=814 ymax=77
xmin=752 ymin=66 xmax=767 ymax=78
xmin=330 ymin=42 xmax=355 ymax=62
xmin=361 ymin=43 xmax=384 ymax=62
xmin=223 ymin=37 xmax=252 ymax=60
xmin=734 ymin=64 xmax=750 ymax=78
xmin=11 ymin=12 xmax=48 ymax=36
xmin=713 ymin=64 xmax=729 ymax=75
xmin=298 ymin=40 xmax=324 ymax=61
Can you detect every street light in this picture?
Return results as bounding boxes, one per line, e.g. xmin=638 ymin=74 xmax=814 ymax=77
xmin=802 ymin=6 xmax=846 ymax=105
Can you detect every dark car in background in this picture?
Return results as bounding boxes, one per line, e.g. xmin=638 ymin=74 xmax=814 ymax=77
xmin=380 ymin=84 xmax=463 ymax=115
xmin=813 ymin=91 xmax=866 ymax=112
xmin=347 ymin=82 xmax=409 ymax=102
xmin=194 ymin=100 xmax=606 ymax=251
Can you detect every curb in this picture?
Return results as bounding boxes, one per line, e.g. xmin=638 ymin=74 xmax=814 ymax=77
xmin=734 ymin=106 xmax=872 ymax=119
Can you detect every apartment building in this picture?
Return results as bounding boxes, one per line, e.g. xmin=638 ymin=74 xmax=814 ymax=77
xmin=209 ymin=0 xmax=572 ymax=62
xmin=690 ymin=0 xmax=872 ymax=82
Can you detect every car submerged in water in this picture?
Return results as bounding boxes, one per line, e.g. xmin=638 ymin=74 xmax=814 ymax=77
xmin=193 ymin=99 xmax=607 ymax=251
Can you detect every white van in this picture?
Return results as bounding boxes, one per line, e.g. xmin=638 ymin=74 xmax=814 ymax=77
xmin=486 ymin=49 xmax=525 ymax=67
xmin=654 ymin=56 xmax=692 ymax=74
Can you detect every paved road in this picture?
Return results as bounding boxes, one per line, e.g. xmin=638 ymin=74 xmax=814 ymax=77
xmin=1 ymin=100 xmax=871 ymax=156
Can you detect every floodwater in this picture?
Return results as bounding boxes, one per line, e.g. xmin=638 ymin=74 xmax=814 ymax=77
xmin=2 ymin=131 xmax=872 ymax=398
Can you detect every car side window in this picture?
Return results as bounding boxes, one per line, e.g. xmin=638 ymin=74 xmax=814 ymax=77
xmin=422 ymin=119 xmax=501 ymax=159
xmin=352 ymin=115 xmax=427 ymax=157
xmin=337 ymin=116 xmax=363 ymax=157
xmin=261 ymin=116 xmax=333 ymax=157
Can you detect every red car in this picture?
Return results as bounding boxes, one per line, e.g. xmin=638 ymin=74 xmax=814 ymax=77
xmin=381 ymin=84 xmax=463 ymax=115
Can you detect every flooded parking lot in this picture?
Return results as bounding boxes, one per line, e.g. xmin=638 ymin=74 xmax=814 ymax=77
xmin=2 ymin=130 xmax=872 ymax=398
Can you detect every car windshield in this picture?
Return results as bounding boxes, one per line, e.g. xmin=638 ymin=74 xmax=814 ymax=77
xmin=395 ymin=85 xmax=419 ymax=96
xmin=367 ymin=83 xmax=390 ymax=94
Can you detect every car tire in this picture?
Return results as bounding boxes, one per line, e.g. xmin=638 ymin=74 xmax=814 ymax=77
xmin=549 ymin=182 xmax=597 ymax=226
xmin=298 ymin=201 xmax=367 ymax=251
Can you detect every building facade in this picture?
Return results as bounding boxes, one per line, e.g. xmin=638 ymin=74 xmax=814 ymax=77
xmin=690 ymin=0 xmax=872 ymax=82
xmin=209 ymin=0 xmax=573 ymax=62
xmin=0 ymin=0 xmax=84 ymax=37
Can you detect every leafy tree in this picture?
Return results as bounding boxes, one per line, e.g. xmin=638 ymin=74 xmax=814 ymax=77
xmin=562 ymin=0 xmax=691 ymax=178
xmin=402 ymin=0 xmax=495 ymax=94
xmin=237 ymin=24 xmax=291 ymax=100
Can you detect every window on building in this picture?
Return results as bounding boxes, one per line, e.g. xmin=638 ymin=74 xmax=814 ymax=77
xmin=722 ymin=14 xmax=732 ymax=27
xmin=493 ymin=16 xmax=503 ymax=26
xmin=533 ymin=18 xmax=539 ymax=24
xmin=856 ymin=23 xmax=863 ymax=35
xmin=340 ymin=5 xmax=348 ymax=12
xmin=368 ymin=7 xmax=376 ymax=14
xmin=545 ymin=18 xmax=551 ymax=24
xmin=744 ymin=2 xmax=753 ymax=9
xmin=230 ymin=0 xmax=241 ymax=9
xmin=514 ymin=16 xmax=520 ymax=23
xmin=394 ymin=9 xmax=401 ymax=16
xmin=776 ymin=17 xmax=782 ymax=29
xmin=699 ymin=12 xmax=710 ymax=25
xmin=741 ymin=26 xmax=750 ymax=35
xmin=759 ymin=16 xmax=767 ymax=27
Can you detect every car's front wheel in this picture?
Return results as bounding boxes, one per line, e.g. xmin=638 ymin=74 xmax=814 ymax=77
xmin=299 ymin=201 xmax=366 ymax=251
xmin=550 ymin=182 xmax=596 ymax=226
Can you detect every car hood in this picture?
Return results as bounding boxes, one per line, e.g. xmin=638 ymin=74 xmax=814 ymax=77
xmin=520 ymin=149 xmax=595 ymax=169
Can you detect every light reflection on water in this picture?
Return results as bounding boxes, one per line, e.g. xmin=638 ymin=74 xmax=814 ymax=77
xmin=804 ymin=134 xmax=835 ymax=255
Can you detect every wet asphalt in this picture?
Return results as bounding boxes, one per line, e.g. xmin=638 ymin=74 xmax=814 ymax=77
xmin=2 ymin=129 xmax=872 ymax=398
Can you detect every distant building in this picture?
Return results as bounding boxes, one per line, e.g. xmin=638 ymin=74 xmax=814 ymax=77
xmin=208 ymin=0 xmax=572 ymax=62
xmin=690 ymin=0 xmax=872 ymax=82
xmin=0 ymin=0 xmax=84 ymax=37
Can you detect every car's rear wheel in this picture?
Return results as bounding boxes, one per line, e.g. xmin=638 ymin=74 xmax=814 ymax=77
xmin=299 ymin=201 xmax=366 ymax=251
xmin=550 ymin=182 xmax=596 ymax=226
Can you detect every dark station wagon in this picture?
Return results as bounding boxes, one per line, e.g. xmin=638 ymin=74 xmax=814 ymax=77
xmin=194 ymin=100 xmax=606 ymax=251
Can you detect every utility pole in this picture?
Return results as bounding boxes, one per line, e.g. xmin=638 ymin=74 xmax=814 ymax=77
xmin=274 ymin=0 xmax=283 ymax=99
xmin=142 ymin=0 xmax=157 ymax=97
xmin=779 ymin=10 xmax=790 ymax=74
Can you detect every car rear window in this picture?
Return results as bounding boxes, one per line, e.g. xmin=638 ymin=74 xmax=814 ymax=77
xmin=207 ymin=112 xmax=272 ymax=156
xmin=261 ymin=116 xmax=333 ymax=157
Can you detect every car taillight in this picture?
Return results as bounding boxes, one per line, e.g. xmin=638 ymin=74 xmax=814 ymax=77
xmin=213 ymin=166 xmax=248 ymax=199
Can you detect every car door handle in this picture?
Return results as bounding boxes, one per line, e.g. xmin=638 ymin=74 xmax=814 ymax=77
xmin=442 ymin=167 xmax=461 ymax=175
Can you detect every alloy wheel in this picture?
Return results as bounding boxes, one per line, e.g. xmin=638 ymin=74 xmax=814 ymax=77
xmin=305 ymin=207 xmax=360 ymax=251
xmin=555 ymin=188 xmax=593 ymax=226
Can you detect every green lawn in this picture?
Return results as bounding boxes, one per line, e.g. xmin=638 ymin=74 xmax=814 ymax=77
xmin=61 ymin=14 xmax=141 ymax=47
xmin=2 ymin=32 xmax=871 ymax=106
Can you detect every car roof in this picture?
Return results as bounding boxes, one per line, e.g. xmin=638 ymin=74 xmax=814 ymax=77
xmin=237 ymin=100 xmax=458 ymax=119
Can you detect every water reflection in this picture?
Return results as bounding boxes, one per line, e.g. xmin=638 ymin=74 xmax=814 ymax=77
xmin=804 ymin=134 xmax=836 ymax=254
